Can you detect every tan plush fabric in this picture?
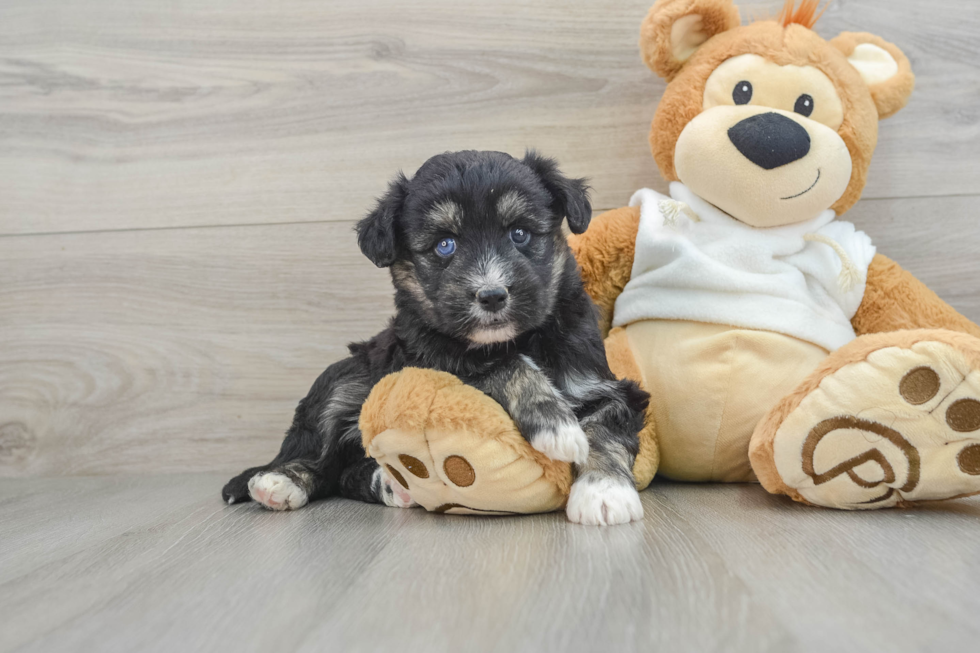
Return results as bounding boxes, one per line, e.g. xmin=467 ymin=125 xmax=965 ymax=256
xmin=623 ymin=319 xmax=827 ymax=482
xmin=360 ymin=368 xmax=572 ymax=515
xmin=362 ymin=365 xmax=659 ymax=506
xmin=852 ymin=254 xmax=980 ymax=339
xmin=750 ymin=331 xmax=980 ymax=509
xmin=557 ymin=1 xmax=973 ymax=512
xmin=639 ymin=0 xmax=742 ymax=81
xmin=567 ymin=205 xmax=641 ymax=338
xmin=649 ymin=19 xmax=883 ymax=217
xmin=672 ymin=103 xmax=855 ymax=226
xmin=750 ymin=329 xmax=980 ymax=505
xmin=829 ymin=32 xmax=915 ymax=119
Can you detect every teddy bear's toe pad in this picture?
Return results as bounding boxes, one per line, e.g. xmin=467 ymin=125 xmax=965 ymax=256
xmin=370 ymin=426 xmax=568 ymax=515
xmin=769 ymin=340 xmax=980 ymax=509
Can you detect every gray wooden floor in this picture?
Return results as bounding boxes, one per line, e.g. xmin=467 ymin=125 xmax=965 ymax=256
xmin=3 ymin=1 xmax=980 ymax=651
xmin=2 ymin=475 xmax=979 ymax=653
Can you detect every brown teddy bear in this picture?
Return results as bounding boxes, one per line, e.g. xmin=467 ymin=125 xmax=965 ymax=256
xmin=361 ymin=0 xmax=980 ymax=515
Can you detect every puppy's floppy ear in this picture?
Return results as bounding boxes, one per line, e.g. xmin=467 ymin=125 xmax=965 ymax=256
xmin=522 ymin=151 xmax=592 ymax=235
xmin=356 ymin=173 xmax=409 ymax=268
xmin=830 ymin=32 xmax=915 ymax=119
xmin=640 ymin=0 xmax=742 ymax=81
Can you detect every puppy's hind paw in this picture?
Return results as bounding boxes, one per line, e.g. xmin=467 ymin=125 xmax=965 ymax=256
xmin=566 ymin=475 xmax=643 ymax=526
xmin=222 ymin=471 xmax=254 ymax=505
xmin=378 ymin=467 xmax=418 ymax=509
xmin=247 ymin=472 xmax=309 ymax=511
xmin=530 ymin=422 xmax=589 ymax=465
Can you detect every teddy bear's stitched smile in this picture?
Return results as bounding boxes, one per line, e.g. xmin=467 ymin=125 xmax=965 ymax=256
xmin=781 ymin=169 xmax=821 ymax=200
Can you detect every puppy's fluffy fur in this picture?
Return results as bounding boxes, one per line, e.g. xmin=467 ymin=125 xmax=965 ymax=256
xmin=222 ymin=151 xmax=649 ymax=524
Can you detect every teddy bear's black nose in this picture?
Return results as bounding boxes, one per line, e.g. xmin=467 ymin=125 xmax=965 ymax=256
xmin=728 ymin=112 xmax=811 ymax=170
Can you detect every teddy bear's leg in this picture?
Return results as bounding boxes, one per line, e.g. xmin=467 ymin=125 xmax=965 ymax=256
xmin=750 ymin=329 xmax=980 ymax=509
xmin=360 ymin=368 xmax=574 ymax=515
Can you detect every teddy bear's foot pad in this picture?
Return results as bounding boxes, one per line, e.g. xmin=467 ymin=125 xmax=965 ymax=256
xmin=765 ymin=338 xmax=980 ymax=509
xmin=360 ymin=368 xmax=574 ymax=516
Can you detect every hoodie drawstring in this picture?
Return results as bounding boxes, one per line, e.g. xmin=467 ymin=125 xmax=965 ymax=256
xmin=658 ymin=199 xmax=700 ymax=227
xmin=803 ymin=233 xmax=859 ymax=293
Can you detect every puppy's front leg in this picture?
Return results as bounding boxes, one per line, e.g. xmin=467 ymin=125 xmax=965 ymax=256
xmin=472 ymin=355 xmax=589 ymax=465
xmin=564 ymin=377 xmax=646 ymax=525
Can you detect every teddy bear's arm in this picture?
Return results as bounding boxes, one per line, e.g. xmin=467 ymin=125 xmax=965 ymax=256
xmin=852 ymin=253 xmax=980 ymax=338
xmin=567 ymin=205 xmax=641 ymax=338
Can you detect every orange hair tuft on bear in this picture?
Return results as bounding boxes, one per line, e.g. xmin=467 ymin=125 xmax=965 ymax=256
xmin=776 ymin=0 xmax=829 ymax=29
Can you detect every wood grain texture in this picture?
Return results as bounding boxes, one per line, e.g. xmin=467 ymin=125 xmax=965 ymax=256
xmin=3 ymin=4 xmax=978 ymax=647
xmin=3 ymin=194 xmax=980 ymax=478
xmin=1 ymin=0 xmax=978 ymax=236
xmin=0 ymin=221 xmax=393 ymax=476
xmin=2 ymin=475 xmax=978 ymax=653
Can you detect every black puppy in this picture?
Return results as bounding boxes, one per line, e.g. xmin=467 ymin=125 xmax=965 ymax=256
xmin=222 ymin=150 xmax=648 ymax=525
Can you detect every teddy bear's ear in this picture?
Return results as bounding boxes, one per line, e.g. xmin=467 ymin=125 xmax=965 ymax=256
xmin=830 ymin=32 xmax=915 ymax=119
xmin=640 ymin=0 xmax=742 ymax=81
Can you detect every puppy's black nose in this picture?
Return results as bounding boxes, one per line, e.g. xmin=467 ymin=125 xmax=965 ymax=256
xmin=727 ymin=112 xmax=810 ymax=170
xmin=476 ymin=287 xmax=508 ymax=313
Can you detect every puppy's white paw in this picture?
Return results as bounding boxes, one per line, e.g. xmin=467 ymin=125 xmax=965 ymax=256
xmin=530 ymin=422 xmax=589 ymax=465
xmin=566 ymin=476 xmax=643 ymax=526
xmin=247 ymin=472 xmax=309 ymax=511
xmin=378 ymin=467 xmax=418 ymax=509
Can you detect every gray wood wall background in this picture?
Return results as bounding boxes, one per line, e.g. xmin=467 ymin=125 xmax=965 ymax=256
xmin=2 ymin=0 xmax=978 ymax=478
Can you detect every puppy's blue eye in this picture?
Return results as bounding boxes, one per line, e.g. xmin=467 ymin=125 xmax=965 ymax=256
xmin=435 ymin=238 xmax=456 ymax=257
xmin=510 ymin=228 xmax=530 ymax=245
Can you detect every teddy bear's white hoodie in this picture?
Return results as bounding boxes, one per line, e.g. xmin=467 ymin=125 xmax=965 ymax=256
xmin=612 ymin=182 xmax=877 ymax=352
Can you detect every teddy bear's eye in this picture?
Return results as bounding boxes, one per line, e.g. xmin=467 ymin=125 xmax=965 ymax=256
xmin=732 ymin=81 xmax=753 ymax=105
xmin=794 ymin=94 xmax=815 ymax=117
